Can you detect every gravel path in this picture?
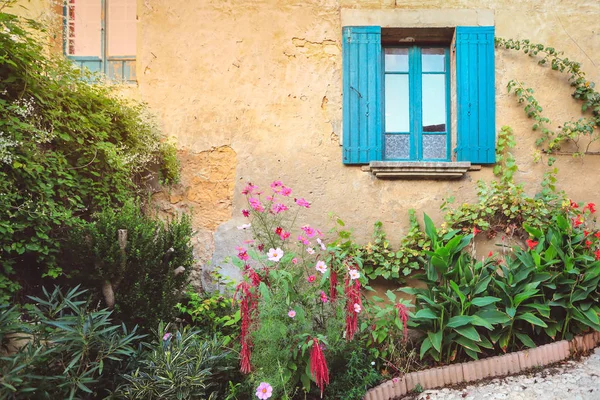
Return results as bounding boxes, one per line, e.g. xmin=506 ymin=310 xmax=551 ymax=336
xmin=414 ymin=348 xmax=600 ymax=400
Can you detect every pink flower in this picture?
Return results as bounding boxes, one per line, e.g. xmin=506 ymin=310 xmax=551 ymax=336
xmin=288 ymin=310 xmax=296 ymax=318
xmin=349 ymin=269 xmax=360 ymax=280
xmin=292 ymin=257 xmax=298 ymax=264
xmin=236 ymin=246 xmax=249 ymax=261
xmin=317 ymin=238 xmax=326 ymax=251
xmin=301 ymin=225 xmax=317 ymax=238
xmin=274 ymin=227 xmax=283 ymax=236
xmin=298 ymin=235 xmax=310 ymax=246
xmin=271 ymin=203 xmax=289 ymax=214
xmin=295 ymin=198 xmax=310 ymax=208
xmin=242 ymin=183 xmax=258 ymax=195
xmin=237 ymin=223 xmax=251 ymax=230
xmin=315 ymin=260 xmax=327 ymax=274
xmin=249 ymin=197 xmax=264 ymax=212
xmin=279 ymin=231 xmax=291 ymax=241
xmin=242 ymin=209 xmax=250 ymax=217
xmin=306 ymin=247 xmax=315 ymax=255
xmin=307 ymin=275 xmax=316 ymax=283
xmin=320 ymin=291 xmax=328 ymax=303
xmin=354 ymin=303 xmax=361 ymax=313
xmin=270 ymin=180 xmax=284 ymax=192
xmin=267 ymin=248 xmax=284 ymax=262
xmin=163 ymin=332 xmax=172 ymax=341
xmin=255 ymin=382 xmax=273 ymax=399
xmin=281 ymin=186 xmax=292 ymax=197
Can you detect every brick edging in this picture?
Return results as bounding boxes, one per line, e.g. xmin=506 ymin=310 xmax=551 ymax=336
xmin=364 ymin=331 xmax=600 ymax=400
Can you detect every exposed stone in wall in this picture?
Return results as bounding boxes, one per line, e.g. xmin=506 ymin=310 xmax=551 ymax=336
xmin=153 ymin=146 xmax=237 ymax=290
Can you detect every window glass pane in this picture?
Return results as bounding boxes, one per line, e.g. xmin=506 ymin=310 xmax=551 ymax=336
xmin=108 ymin=0 xmax=137 ymax=56
xmin=385 ymin=74 xmax=410 ymax=132
xmin=384 ymin=48 xmax=408 ymax=72
xmin=67 ymin=0 xmax=101 ymax=57
xmin=422 ymin=48 xmax=445 ymax=72
xmin=422 ymin=135 xmax=447 ymax=159
xmin=422 ymin=74 xmax=446 ymax=132
xmin=385 ymin=134 xmax=410 ymax=159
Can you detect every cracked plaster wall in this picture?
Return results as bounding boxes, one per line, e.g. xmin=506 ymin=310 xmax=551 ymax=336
xmin=12 ymin=0 xmax=600 ymax=288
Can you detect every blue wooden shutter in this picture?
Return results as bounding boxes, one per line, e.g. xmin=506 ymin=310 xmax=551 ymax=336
xmin=342 ymin=26 xmax=382 ymax=164
xmin=455 ymin=26 xmax=496 ymax=164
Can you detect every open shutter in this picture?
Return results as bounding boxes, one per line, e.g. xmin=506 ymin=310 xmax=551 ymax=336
xmin=342 ymin=26 xmax=382 ymax=164
xmin=455 ymin=26 xmax=496 ymax=164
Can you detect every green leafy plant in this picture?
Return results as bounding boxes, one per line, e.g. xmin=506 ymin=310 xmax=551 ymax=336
xmin=0 ymin=10 xmax=179 ymax=300
xmin=0 ymin=286 xmax=143 ymax=399
xmin=63 ymin=200 xmax=194 ymax=331
xmin=361 ymin=211 xmax=430 ymax=281
xmin=323 ymin=347 xmax=382 ymax=400
xmin=116 ymin=323 xmax=234 ymax=400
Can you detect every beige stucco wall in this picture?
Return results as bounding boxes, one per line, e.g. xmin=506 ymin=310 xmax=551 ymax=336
xmin=11 ymin=0 xmax=600 ymax=285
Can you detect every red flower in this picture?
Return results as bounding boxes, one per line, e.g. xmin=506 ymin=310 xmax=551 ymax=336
xmin=586 ymin=240 xmax=592 ymax=248
xmin=242 ymin=209 xmax=250 ymax=217
xmin=585 ymin=231 xmax=590 ymax=237
xmin=257 ymin=244 xmax=265 ymax=252
xmin=573 ymin=215 xmax=584 ymax=227
xmin=344 ymin=269 xmax=362 ymax=341
xmin=488 ymin=251 xmax=494 ymax=258
xmin=395 ymin=303 xmax=410 ymax=343
xmin=307 ymin=275 xmax=316 ymax=283
xmin=595 ymin=232 xmax=600 ymax=240
xmin=274 ymin=226 xmax=283 ymax=236
xmin=595 ymin=249 xmax=600 ymax=260
xmin=584 ymin=203 xmax=596 ymax=214
xmin=310 ymin=339 xmax=330 ymax=396
xmin=235 ymin=281 xmax=259 ymax=374
xmin=570 ymin=200 xmax=579 ymax=209
xmin=526 ymin=239 xmax=538 ymax=250
xmin=473 ymin=226 xmax=482 ymax=235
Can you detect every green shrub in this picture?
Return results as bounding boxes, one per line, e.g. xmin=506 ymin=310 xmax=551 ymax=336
xmin=0 ymin=286 xmax=143 ymax=399
xmin=324 ymin=347 xmax=382 ymax=400
xmin=116 ymin=323 xmax=235 ymax=400
xmin=0 ymin=10 xmax=179 ymax=300
xmin=63 ymin=200 xmax=194 ymax=331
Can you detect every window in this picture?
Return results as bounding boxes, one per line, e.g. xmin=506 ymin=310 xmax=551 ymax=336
xmin=64 ymin=0 xmax=137 ymax=83
xmin=384 ymin=47 xmax=450 ymax=161
xmin=342 ymin=26 xmax=495 ymax=166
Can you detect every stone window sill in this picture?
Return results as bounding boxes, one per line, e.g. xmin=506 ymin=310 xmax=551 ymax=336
xmin=364 ymin=161 xmax=476 ymax=179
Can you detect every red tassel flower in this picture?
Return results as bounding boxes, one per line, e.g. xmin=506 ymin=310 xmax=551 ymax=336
xmin=344 ymin=268 xmax=362 ymax=341
xmin=234 ymin=279 xmax=259 ymax=374
xmin=310 ymin=338 xmax=330 ymax=396
xmin=329 ymin=268 xmax=338 ymax=301
xmin=395 ymin=302 xmax=409 ymax=343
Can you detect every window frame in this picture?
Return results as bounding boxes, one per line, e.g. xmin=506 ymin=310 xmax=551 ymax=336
xmin=382 ymin=45 xmax=451 ymax=162
xmin=63 ymin=0 xmax=136 ymax=83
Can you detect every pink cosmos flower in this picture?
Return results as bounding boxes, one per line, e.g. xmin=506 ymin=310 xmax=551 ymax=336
xmin=307 ymin=275 xmax=316 ymax=283
xmin=306 ymin=247 xmax=315 ymax=255
xmin=242 ymin=183 xmax=258 ymax=195
xmin=288 ymin=310 xmax=296 ymax=318
xmin=163 ymin=332 xmax=172 ymax=341
xmin=315 ymin=260 xmax=327 ymax=274
xmin=249 ymin=197 xmax=265 ymax=212
xmin=242 ymin=209 xmax=250 ymax=217
xmin=271 ymin=203 xmax=289 ymax=214
xmin=281 ymin=186 xmax=292 ymax=197
xmin=295 ymin=198 xmax=310 ymax=208
xmin=349 ymin=269 xmax=360 ymax=280
xmin=354 ymin=303 xmax=361 ymax=313
xmin=256 ymin=382 xmax=273 ymax=399
xmin=301 ymin=225 xmax=317 ymax=238
xmin=317 ymin=238 xmax=326 ymax=251
xmin=266 ymin=195 xmax=274 ymax=202
xmin=320 ymin=291 xmax=328 ymax=303
xmin=270 ymin=181 xmax=284 ymax=192
xmin=298 ymin=235 xmax=310 ymax=246
xmin=279 ymin=231 xmax=291 ymax=241
xmin=267 ymin=248 xmax=284 ymax=262
xmin=236 ymin=246 xmax=249 ymax=261
xmin=292 ymin=257 xmax=298 ymax=264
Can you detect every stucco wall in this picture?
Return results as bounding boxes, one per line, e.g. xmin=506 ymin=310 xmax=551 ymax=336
xmin=11 ymin=0 xmax=600 ymax=285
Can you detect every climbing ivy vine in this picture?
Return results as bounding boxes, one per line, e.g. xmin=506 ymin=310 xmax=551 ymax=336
xmin=495 ymin=38 xmax=600 ymax=162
